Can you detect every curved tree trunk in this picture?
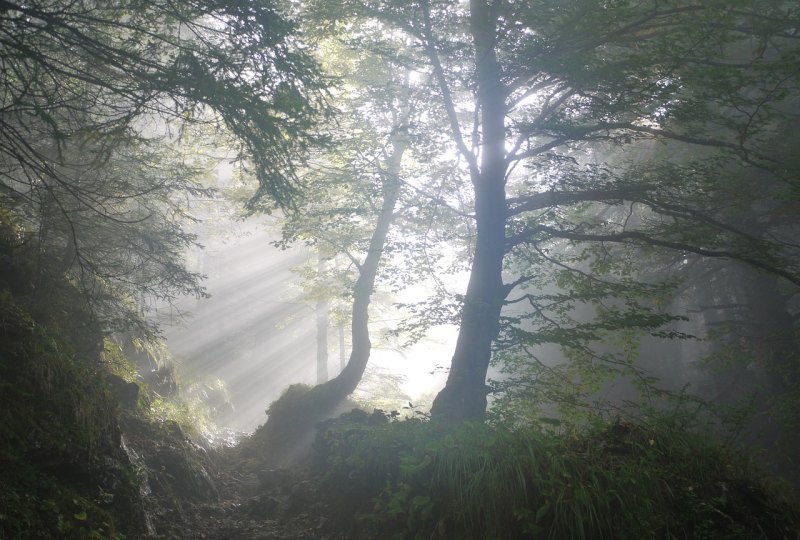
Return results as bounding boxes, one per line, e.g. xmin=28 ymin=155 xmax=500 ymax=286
xmin=307 ymin=129 xmax=407 ymax=401
xmin=257 ymin=131 xmax=408 ymax=466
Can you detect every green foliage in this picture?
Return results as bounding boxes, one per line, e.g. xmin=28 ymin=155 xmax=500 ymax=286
xmin=0 ymin=291 xmax=116 ymax=461
xmin=101 ymin=336 xmax=231 ymax=439
xmin=0 ymin=0 xmax=332 ymax=339
xmin=493 ymin=244 xmax=687 ymax=427
xmin=316 ymin=415 xmax=799 ymax=539
xmin=1 ymin=0 xmax=330 ymax=209
xmin=267 ymin=383 xmax=316 ymax=418
xmin=351 ymin=366 xmax=414 ymax=413
xmin=0 ymin=290 xmax=143 ymax=537
xmin=0 ymin=461 xmax=124 ymax=539
xmin=0 ymin=222 xmax=224 ymax=533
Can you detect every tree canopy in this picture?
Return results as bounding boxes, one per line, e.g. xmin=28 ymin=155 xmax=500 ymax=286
xmin=0 ymin=0 xmax=329 ymax=202
xmin=5 ymin=0 xmax=800 ymax=464
xmin=0 ymin=0 xmax=329 ymax=329
xmin=3 ymin=1 xmax=800 ymax=536
xmin=278 ymin=0 xmax=800 ymax=423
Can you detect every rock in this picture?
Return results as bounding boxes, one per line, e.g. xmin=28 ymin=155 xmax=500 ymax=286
xmin=257 ymin=468 xmax=292 ymax=489
xmin=106 ymin=373 xmax=140 ymax=410
xmin=119 ymin=415 xmax=220 ymax=505
xmin=289 ymin=480 xmax=317 ymax=509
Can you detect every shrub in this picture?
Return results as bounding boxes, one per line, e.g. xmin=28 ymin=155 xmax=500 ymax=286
xmin=315 ymin=414 xmax=800 ymax=539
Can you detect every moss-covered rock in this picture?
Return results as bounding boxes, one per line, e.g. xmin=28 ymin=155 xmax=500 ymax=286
xmin=0 ymin=282 xmax=232 ymax=538
xmin=243 ymin=384 xmax=359 ymax=468
xmin=120 ymin=415 xmax=219 ymax=506
xmin=0 ymin=291 xmax=148 ymax=537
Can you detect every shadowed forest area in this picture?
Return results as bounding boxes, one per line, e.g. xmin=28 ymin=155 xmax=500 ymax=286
xmin=2 ymin=1 xmax=800 ymax=538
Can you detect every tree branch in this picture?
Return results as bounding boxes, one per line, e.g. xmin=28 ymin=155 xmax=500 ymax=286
xmin=506 ymin=185 xmax=654 ymax=217
xmin=419 ymin=0 xmax=479 ymax=176
xmin=520 ymin=224 xmax=800 ymax=286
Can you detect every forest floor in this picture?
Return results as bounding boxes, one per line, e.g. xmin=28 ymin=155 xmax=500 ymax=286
xmin=151 ymin=447 xmax=338 ymax=540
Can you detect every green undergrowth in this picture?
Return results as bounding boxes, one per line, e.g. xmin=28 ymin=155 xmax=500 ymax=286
xmin=101 ymin=336 xmax=224 ymax=440
xmin=243 ymin=383 xmax=359 ymax=466
xmin=315 ymin=412 xmax=800 ymax=539
xmin=0 ymin=290 xmax=137 ymax=538
xmin=0 ymin=292 xmax=114 ymax=459
xmin=243 ymin=383 xmax=314 ymax=458
xmin=0 ymin=460 xmax=123 ymax=539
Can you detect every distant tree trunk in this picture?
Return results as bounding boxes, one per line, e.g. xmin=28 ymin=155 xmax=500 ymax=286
xmin=430 ymin=0 xmax=508 ymax=423
xmin=690 ymin=261 xmax=800 ymax=487
xmin=743 ymin=270 xmax=798 ymax=394
xmin=338 ymin=323 xmax=346 ymax=373
xmin=741 ymin=269 xmax=800 ymax=488
xmin=316 ymin=255 xmax=329 ymax=384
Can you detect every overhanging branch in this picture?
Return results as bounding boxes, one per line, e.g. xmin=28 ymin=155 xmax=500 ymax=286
xmin=506 ymin=185 xmax=654 ymax=217
xmin=519 ymin=224 xmax=800 ymax=286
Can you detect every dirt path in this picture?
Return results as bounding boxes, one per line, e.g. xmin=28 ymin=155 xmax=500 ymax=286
xmin=150 ymin=451 xmax=336 ymax=539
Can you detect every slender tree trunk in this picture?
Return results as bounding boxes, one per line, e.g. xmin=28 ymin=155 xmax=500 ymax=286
xmin=256 ymin=130 xmax=409 ymax=465
xmin=317 ymin=131 xmax=407 ymax=399
xmin=316 ymin=255 xmax=329 ymax=384
xmin=431 ymin=0 xmax=508 ymax=422
xmin=338 ymin=323 xmax=346 ymax=373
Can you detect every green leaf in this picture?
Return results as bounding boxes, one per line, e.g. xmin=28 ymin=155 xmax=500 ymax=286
xmin=535 ymin=502 xmax=551 ymax=523
xmin=539 ymin=417 xmax=562 ymax=427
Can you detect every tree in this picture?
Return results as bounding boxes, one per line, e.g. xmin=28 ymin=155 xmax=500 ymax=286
xmin=625 ymin=113 xmax=800 ymax=483
xmin=0 ymin=0 xmax=328 ymax=331
xmin=314 ymin=0 xmax=800 ymax=422
xmin=315 ymin=253 xmax=331 ymax=384
xmin=252 ymin=24 xmax=419 ymax=462
xmin=436 ymin=0 xmax=800 ymax=422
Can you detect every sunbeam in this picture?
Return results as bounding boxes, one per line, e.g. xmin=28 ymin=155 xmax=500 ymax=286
xmin=161 ymin=217 xmax=454 ymax=431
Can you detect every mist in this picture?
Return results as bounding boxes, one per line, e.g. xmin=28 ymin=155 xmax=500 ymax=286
xmin=2 ymin=1 xmax=799 ymax=538
xmin=159 ymin=215 xmax=455 ymax=431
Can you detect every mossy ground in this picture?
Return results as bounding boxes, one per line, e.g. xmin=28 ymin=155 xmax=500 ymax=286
xmin=242 ymin=383 xmax=358 ymax=468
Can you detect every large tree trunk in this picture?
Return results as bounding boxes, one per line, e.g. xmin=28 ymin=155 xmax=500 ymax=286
xmin=254 ymin=133 xmax=408 ymax=466
xmin=338 ymin=323 xmax=346 ymax=372
xmin=430 ymin=0 xmax=508 ymax=423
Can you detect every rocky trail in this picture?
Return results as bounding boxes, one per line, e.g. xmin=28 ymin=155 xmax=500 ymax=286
xmin=118 ymin=414 xmax=342 ymax=540
xmin=151 ymin=457 xmax=334 ymax=540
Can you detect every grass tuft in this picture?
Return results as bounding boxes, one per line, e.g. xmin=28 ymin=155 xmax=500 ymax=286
xmin=315 ymin=413 xmax=800 ymax=539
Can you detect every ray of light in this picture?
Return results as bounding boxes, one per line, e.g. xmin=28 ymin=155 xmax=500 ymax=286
xmin=162 ymin=216 xmax=458 ymax=431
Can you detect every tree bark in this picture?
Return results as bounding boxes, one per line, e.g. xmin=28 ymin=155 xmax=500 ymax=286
xmin=430 ymin=0 xmax=509 ymax=423
xmin=256 ymin=130 xmax=409 ymax=465
xmin=338 ymin=323 xmax=346 ymax=373
xmin=316 ymin=254 xmax=329 ymax=384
